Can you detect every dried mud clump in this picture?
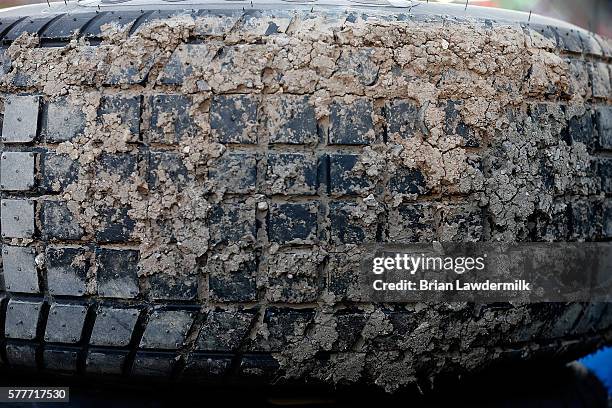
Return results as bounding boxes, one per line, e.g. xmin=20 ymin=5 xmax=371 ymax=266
xmin=1 ymin=9 xmax=609 ymax=392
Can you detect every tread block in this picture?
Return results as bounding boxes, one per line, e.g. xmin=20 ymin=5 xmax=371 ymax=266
xmin=44 ymin=97 xmax=86 ymax=142
xmin=567 ymin=59 xmax=591 ymax=99
xmin=388 ymin=203 xmax=436 ymax=243
xmin=0 ymin=49 xmax=9 ymax=81
xmin=157 ymin=43 xmax=218 ymax=86
xmin=43 ymin=347 xmax=78 ymax=372
xmin=96 ymin=153 xmax=138 ymax=178
xmin=570 ymin=200 xmax=601 ymax=240
xmin=600 ymin=158 xmax=612 ymax=194
xmin=132 ymin=351 xmax=175 ymax=377
xmin=260 ymin=308 xmax=315 ymax=351
xmin=444 ymin=100 xmax=479 ymax=147
xmin=595 ymin=106 xmax=612 ymax=149
xmin=268 ymin=202 xmax=318 ymax=244
xmin=210 ymin=95 xmax=259 ymax=144
xmin=329 ymin=154 xmax=372 ymax=196
xmin=329 ymin=201 xmax=376 ymax=244
xmin=149 ymin=273 xmax=198 ymax=301
xmin=41 ymin=13 xmax=98 ymax=41
xmin=196 ymin=309 xmax=256 ymax=351
xmin=6 ymin=342 xmax=37 ymax=368
xmin=5 ymin=298 xmax=42 ymax=340
xmin=90 ymin=306 xmax=139 ymax=347
xmin=333 ymin=311 xmax=367 ymax=351
xmin=184 ymin=353 xmax=232 ymax=378
xmin=567 ymin=110 xmax=596 ymax=150
xmin=265 ymin=95 xmax=318 ymax=144
xmin=604 ymin=201 xmax=612 ymax=238
xmin=95 ymin=206 xmax=136 ymax=243
xmin=140 ymin=309 xmax=195 ymax=349
xmin=41 ymin=200 xmax=84 ymax=241
xmin=208 ymin=201 xmax=256 ymax=245
xmin=81 ymin=11 xmax=145 ymax=39
xmin=591 ymin=62 xmax=611 ymax=99
xmin=2 ymin=245 xmax=39 ymax=294
xmin=46 ymin=246 xmax=89 ymax=296
xmin=208 ymin=255 xmax=257 ymax=302
xmin=328 ymin=99 xmax=374 ymax=145
xmin=148 ymin=94 xmax=196 ymax=144
xmin=99 ymin=95 xmax=141 ymax=140
xmin=96 ymin=248 xmax=139 ymax=299
xmin=44 ymin=302 xmax=88 ymax=344
xmin=149 ymin=151 xmax=190 ymax=189
xmin=209 ymin=152 xmax=257 ymax=194
xmin=266 ymin=251 xmax=322 ymax=303
xmin=389 ymin=167 xmax=428 ymax=195
xmin=579 ymin=32 xmax=604 ymax=56
xmin=1 ymin=95 xmax=40 ymax=143
xmin=40 ymin=151 xmax=79 ymax=193
xmin=336 ymin=47 xmax=379 ymax=86
xmin=238 ymin=354 xmax=280 ymax=379
xmin=86 ymin=348 xmax=128 ymax=375
xmin=438 ymin=204 xmax=484 ymax=242
xmin=1 ymin=151 xmax=35 ymax=191
xmin=554 ymin=27 xmax=583 ymax=53
xmin=1 ymin=199 xmax=34 ymax=239
xmin=266 ymin=153 xmax=317 ymax=195
xmin=386 ymin=99 xmax=419 ymax=139
xmin=3 ymin=16 xmax=56 ymax=41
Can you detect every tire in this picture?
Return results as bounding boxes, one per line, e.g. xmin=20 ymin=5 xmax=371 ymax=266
xmin=0 ymin=0 xmax=610 ymax=392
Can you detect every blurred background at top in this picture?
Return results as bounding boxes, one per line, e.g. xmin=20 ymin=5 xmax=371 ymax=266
xmin=0 ymin=0 xmax=610 ymax=36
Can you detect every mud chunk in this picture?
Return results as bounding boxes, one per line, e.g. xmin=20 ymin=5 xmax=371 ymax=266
xmin=438 ymin=204 xmax=484 ymax=242
xmin=208 ymin=201 xmax=256 ymax=245
xmin=196 ymin=309 xmax=257 ymax=351
xmin=46 ymin=246 xmax=89 ymax=296
xmin=265 ymin=251 xmax=323 ymax=303
xmin=595 ymin=106 xmax=612 ymax=149
xmin=268 ymin=202 xmax=318 ymax=244
xmin=208 ymin=255 xmax=257 ymax=302
xmin=385 ymin=99 xmax=420 ymax=139
xmin=99 ymin=95 xmax=141 ymax=140
xmin=590 ymin=62 xmax=611 ymax=99
xmin=41 ymin=201 xmax=85 ymax=241
xmin=210 ymin=95 xmax=259 ymax=144
xmin=389 ymin=167 xmax=428 ymax=196
xmin=140 ymin=309 xmax=195 ymax=349
xmin=444 ymin=100 xmax=479 ymax=147
xmin=95 ymin=248 xmax=139 ymax=299
xmin=96 ymin=206 xmax=136 ymax=243
xmin=40 ymin=151 xmax=79 ymax=193
xmin=388 ymin=203 xmax=435 ymax=243
xmin=44 ymin=97 xmax=86 ymax=143
xmin=329 ymin=201 xmax=376 ymax=244
xmin=327 ymin=249 xmax=364 ymax=302
xmin=328 ymin=99 xmax=374 ymax=145
xmin=266 ymin=153 xmax=317 ymax=195
xmin=336 ymin=47 xmax=379 ymax=86
xmin=264 ymin=95 xmax=318 ymax=144
xmin=369 ymin=311 xmax=417 ymax=349
xmin=329 ymin=154 xmax=374 ymax=196
xmin=149 ymin=274 xmax=198 ymax=301
xmin=209 ymin=153 xmax=257 ymax=194
xmin=148 ymin=94 xmax=196 ymax=144
xmin=149 ymin=152 xmax=190 ymax=189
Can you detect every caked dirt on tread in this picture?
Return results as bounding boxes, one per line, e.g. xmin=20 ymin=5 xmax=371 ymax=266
xmin=0 ymin=10 xmax=610 ymax=391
